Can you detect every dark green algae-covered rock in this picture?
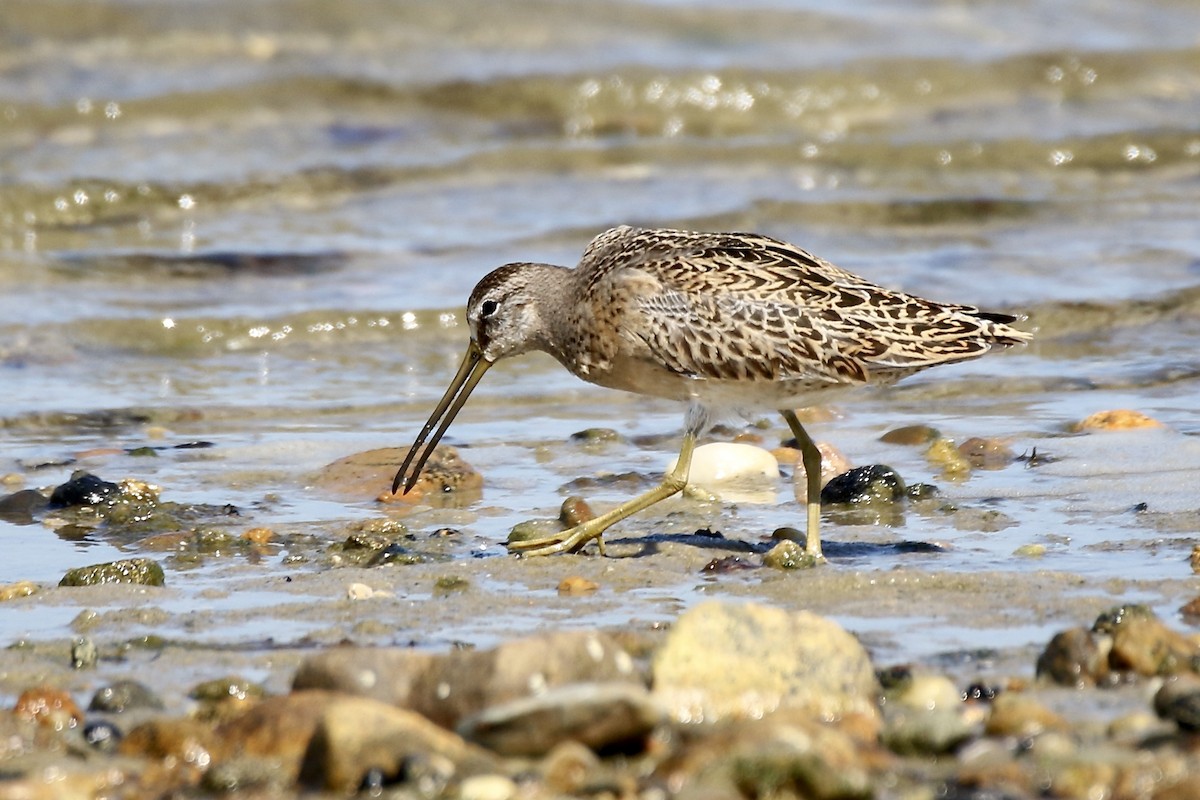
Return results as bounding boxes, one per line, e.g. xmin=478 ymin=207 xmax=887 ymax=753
xmin=59 ymin=558 xmax=165 ymax=587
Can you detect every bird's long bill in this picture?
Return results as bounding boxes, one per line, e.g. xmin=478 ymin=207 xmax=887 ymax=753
xmin=392 ymin=342 xmax=492 ymax=495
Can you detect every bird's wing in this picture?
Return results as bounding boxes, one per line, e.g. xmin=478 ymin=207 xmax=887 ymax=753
xmin=583 ymin=227 xmax=1025 ymax=384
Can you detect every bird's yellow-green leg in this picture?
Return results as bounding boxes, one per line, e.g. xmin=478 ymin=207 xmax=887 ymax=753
xmin=508 ymin=432 xmax=697 ymax=557
xmin=780 ymin=409 xmax=825 ymax=560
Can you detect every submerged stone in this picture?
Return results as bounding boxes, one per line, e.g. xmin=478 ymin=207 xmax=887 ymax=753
xmin=0 ymin=488 xmax=50 ymax=523
xmin=880 ymin=424 xmax=941 ymax=445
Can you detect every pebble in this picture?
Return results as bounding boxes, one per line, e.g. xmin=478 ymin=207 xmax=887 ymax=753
xmin=71 ymin=636 xmax=98 ymax=669
xmin=880 ymin=424 xmax=941 ymax=445
xmin=651 ymin=601 xmax=879 ymax=723
xmin=924 ymin=438 xmax=972 ymax=478
xmin=1072 ymin=409 xmax=1164 ymax=431
xmin=294 ymin=630 xmax=639 ymax=729
xmin=1093 ymin=604 xmax=1199 ymax=677
xmin=883 ymin=706 xmax=975 ymax=755
xmin=457 ymin=682 xmax=666 ymax=757
xmin=1036 ymin=627 xmax=1111 ymax=687
xmin=346 ymin=582 xmax=376 ymax=600
xmin=241 ymin=526 xmax=274 ymax=544
xmin=557 ymin=575 xmax=599 ymax=594
xmin=559 ymin=495 xmax=595 ymax=527
xmin=0 ymin=489 xmax=49 ymax=523
xmin=0 ymin=580 xmax=39 ymax=601
xmin=570 ymin=427 xmax=624 ymax=444
xmin=819 ymin=465 xmax=905 ymax=504
xmin=48 ymin=471 xmax=120 ymax=508
xmin=1154 ymin=673 xmax=1200 ymax=732
xmin=761 ymin=539 xmax=819 ymax=570
xmin=59 ymin=558 xmax=165 ymax=587
xmin=82 ymin=720 xmax=123 ymax=753
xmin=459 ymin=774 xmax=518 ymax=800
xmin=957 ymin=436 xmax=1014 ymax=469
xmin=13 ymin=686 xmax=82 ymax=730
xmin=297 ymin=695 xmax=499 ymax=792
xmin=89 ymin=680 xmax=166 ymax=713
xmin=983 ymin=693 xmax=1069 ymax=738
xmin=668 ymin=442 xmax=778 ymax=489
xmin=314 ymin=446 xmax=482 ymax=503
xmin=507 ymin=518 xmax=564 ymax=545
xmin=788 ymin=441 xmax=851 ymax=503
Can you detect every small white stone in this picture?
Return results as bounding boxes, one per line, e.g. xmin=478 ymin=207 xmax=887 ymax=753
xmin=458 ymin=774 xmax=517 ymax=800
xmin=669 ymin=442 xmax=779 ymax=490
xmin=346 ymin=582 xmax=374 ymax=600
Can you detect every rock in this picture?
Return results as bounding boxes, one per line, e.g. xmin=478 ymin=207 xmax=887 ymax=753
xmin=881 ymin=672 xmax=975 ymax=755
xmin=297 ymin=695 xmax=499 ymax=793
xmin=651 ymin=601 xmax=879 ymax=722
xmin=0 ymin=580 xmax=39 ymax=601
xmin=957 ymin=437 xmax=1014 ymax=469
xmin=316 ymin=446 xmax=481 ymax=503
xmin=1180 ymin=596 xmax=1200 ymax=619
xmin=820 ymin=465 xmax=905 ymax=505
xmin=1191 ymin=544 xmax=1200 ymax=573
xmin=790 ymin=441 xmax=852 ymax=503
xmin=1072 ymin=409 xmax=1163 ymax=431
xmin=0 ymin=488 xmax=50 ymax=523
xmin=70 ymin=637 xmax=98 ymax=669
xmin=213 ymin=690 xmax=342 ymax=783
xmin=1094 ymin=604 xmax=1200 ymax=677
xmin=119 ymin=717 xmax=219 ymax=765
xmin=924 ymin=438 xmax=972 ymax=478
xmin=13 ymin=686 xmax=82 ymax=731
xmin=507 ymin=518 xmax=563 ymax=545
xmin=1153 ymin=673 xmax=1200 ymax=731
xmin=762 ymin=539 xmax=819 ymax=570
xmin=1036 ymin=627 xmax=1112 ymax=687
xmin=241 ymin=526 xmax=274 ymax=544
xmin=294 ymin=630 xmax=639 ymax=729
xmin=48 ymin=471 xmax=120 ymax=508
xmin=82 ymin=720 xmax=123 ymax=752
xmin=880 ymin=425 xmax=941 ymax=445
xmin=1013 ymin=543 xmax=1046 ymax=557
xmin=888 ymin=673 xmax=961 ymax=712
xmin=883 ymin=706 xmax=975 ymax=756
xmin=664 ymin=710 xmax=878 ymax=800
xmin=59 ymin=558 xmax=165 ymax=587
xmin=459 ymin=774 xmax=518 ymax=800
xmin=190 ymin=676 xmax=267 ymax=722
xmin=559 ymin=496 xmax=595 ymax=527
xmin=670 ymin=443 xmax=778 ymax=489
xmin=89 ymin=679 xmax=165 ymax=713
xmin=570 ymin=427 xmax=623 ymax=444
xmin=457 ymin=682 xmax=666 ymax=757
xmin=540 ymin=740 xmax=601 ymax=795
xmin=983 ymin=693 xmax=1069 ymax=738
xmin=557 ymin=575 xmax=599 ymax=595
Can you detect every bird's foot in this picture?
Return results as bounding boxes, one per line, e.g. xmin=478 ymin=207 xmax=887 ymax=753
xmin=507 ymin=519 xmax=608 ymax=557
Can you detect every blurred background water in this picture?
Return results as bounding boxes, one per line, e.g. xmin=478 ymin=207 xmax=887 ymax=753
xmin=1 ymin=0 xmax=1199 ymax=654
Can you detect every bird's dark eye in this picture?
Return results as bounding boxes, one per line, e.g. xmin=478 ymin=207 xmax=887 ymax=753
xmin=480 ymin=299 xmax=499 ymax=318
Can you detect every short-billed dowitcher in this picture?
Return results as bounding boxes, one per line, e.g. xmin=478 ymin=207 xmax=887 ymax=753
xmin=393 ymin=226 xmax=1031 ymax=558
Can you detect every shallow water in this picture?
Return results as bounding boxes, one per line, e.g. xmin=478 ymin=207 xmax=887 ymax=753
xmin=2 ymin=0 xmax=1199 ymax=694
